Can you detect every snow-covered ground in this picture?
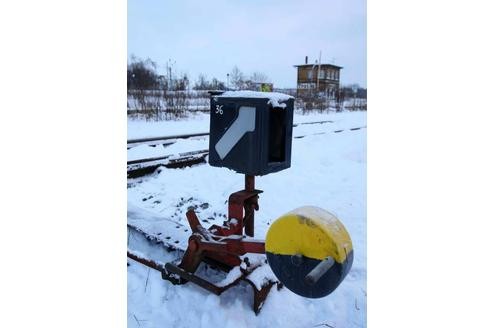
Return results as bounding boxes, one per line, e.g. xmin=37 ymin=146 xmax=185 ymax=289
xmin=127 ymin=110 xmax=366 ymax=327
xmin=127 ymin=111 xmax=366 ymax=162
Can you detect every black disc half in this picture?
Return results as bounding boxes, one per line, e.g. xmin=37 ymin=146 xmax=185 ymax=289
xmin=266 ymin=251 xmax=353 ymax=298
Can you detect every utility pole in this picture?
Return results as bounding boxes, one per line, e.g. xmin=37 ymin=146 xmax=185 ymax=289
xmin=316 ymin=50 xmax=322 ymax=94
xmin=167 ymin=59 xmax=175 ymax=91
xmin=352 ymin=85 xmax=358 ymax=111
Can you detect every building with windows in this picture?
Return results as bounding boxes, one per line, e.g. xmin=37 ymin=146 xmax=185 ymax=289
xmin=294 ymin=57 xmax=342 ymax=98
xmin=250 ymin=82 xmax=273 ymax=92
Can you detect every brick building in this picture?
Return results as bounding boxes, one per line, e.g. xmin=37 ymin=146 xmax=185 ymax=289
xmin=294 ymin=57 xmax=342 ymax=98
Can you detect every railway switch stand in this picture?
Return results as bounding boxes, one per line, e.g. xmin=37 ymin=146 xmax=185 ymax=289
xmin=128 ymin=91 xmax=353 ymax=314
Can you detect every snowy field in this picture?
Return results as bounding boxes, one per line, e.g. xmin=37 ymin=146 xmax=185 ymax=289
xmin=127 ymin=110 xmax=366 ymax=327
xmin=127 ymin=111 xmax=367 ymax=162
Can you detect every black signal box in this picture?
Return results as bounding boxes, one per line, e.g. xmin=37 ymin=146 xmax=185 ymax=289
xmin=208 ymin=91 xmax=294 ymax=176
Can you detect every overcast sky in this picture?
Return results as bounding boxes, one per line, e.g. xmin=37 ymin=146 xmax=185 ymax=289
xmin=128 ymin=0 xmax=366 ymax=88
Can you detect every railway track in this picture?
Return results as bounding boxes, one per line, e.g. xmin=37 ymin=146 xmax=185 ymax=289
xmin=127 ymin=121 xmax=366 ymax=178
xmin=127 ymin=120 xmax=335 ymax=149
xmin=127 ymin=132 xmax=210 ymax=149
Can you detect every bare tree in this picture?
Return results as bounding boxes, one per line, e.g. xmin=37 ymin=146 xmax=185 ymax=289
xmin=250 ymin=71 xmax=270 ymax=83
xmin=210 ymin=78 xmax=226 ymax=90
xmin=230 ymin=66 xmax=245 ymax=90
xmin=173 ymin=73 xmax=189 ymax=91
xmin=127 ymin=55 xmax=159 ymax=90
xmin=193 ymin=74 xmax=227 ymax=90
xmin=193 ymin=74 xmax=209 ymax=90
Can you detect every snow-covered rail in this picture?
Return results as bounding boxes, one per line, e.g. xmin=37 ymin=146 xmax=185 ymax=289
xmin=127 ymin=149 xmax=209 ymax=178
xmin=127 ymin=132 xmax=210 ymax=149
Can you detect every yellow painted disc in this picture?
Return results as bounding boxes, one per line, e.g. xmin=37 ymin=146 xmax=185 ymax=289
xmin=265 ymin=206 xmax=353 ymax=298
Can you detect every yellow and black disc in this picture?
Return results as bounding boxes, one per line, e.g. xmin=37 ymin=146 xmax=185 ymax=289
xmin=265 ymin=206 xmax=353 ymax=298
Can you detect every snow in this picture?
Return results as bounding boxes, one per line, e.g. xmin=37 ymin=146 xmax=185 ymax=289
xmin=127 ymin=112 xmax=210 ymax=140
xmin=127 ymin=110 xmax=364 ymax=140
xmin=217 ymin=91 xmax=293 ymax=109
xmin=245 ymin=263 xmax=278 ymax=290
xmin=127 ymin=138 xmax=209 ymax=162
xmin=128 ymin=110 xmax=366 ymax=327
xmin=127 ymin=111 xmax=366 ymax=164
xmin=216 ymin=266 xmax=243 ymax=287
xmin=218 ymin=90 xmax=294 ymax=101
xmin=127 ymin=144 xmax=169 ymax=161
xmin=268 ymin=100 xmax=286 ymax=108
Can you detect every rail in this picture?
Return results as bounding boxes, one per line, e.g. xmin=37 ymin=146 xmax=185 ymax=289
xmin=127 ymin=120 xmax=335 ymax=149
xmin=127 ymin=120 xmax=366 ymax=178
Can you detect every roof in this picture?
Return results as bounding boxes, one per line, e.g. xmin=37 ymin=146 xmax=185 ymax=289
xmin=294 ymin=63 xmax=343 ymax=69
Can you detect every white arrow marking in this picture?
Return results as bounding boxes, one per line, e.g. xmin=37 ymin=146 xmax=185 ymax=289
xmin=215 ymin=106 xmax=256 ymax=160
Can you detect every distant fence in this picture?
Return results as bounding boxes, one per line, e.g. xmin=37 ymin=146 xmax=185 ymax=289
xmin=127 ymin=88 xmax=366 ymax=120
xmin=127 ymin=89 xmax=210 ymax=120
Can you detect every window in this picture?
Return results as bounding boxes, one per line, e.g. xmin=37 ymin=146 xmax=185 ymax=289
xmin=298 ymin=83 xmax=316 ymax=89
xmin=307 ymin=70 xmax=313 ymax=80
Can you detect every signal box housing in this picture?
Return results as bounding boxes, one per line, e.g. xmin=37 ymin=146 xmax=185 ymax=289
xmin=208 ymin=91 xmax=294 ymax=176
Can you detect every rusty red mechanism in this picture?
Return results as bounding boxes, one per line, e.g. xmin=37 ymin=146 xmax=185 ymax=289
xmin=178 ymin=174 xmax=264 ymax=266
xmin=128 ymin=174 xmax=275 ymax=314
xmin=164 ymin=174 xmax=275 ymax=314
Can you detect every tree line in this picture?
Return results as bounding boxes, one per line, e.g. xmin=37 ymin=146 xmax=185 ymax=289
xmin=128 ymin=56 xmax=272 ymax=91
xmin=127 ymin=55 xmax=366 ymax=98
